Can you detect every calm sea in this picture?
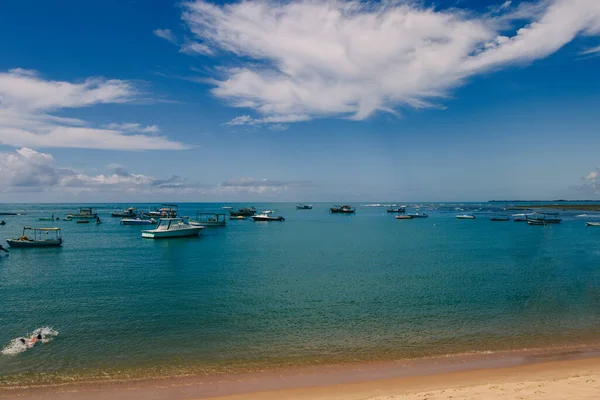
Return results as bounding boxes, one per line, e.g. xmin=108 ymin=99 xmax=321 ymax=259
xmin=2 ymin=202 xmax=600 ymax=387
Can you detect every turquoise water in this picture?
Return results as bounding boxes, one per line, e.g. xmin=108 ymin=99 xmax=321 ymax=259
xmin=2 ymin=202 xmax=600 ymax=386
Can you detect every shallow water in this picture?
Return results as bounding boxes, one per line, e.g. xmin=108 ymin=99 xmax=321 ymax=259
xmin=2 ymin=202 xmax=600 ymax=387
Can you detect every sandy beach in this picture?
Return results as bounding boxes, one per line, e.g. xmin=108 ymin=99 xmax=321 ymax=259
xmin=5 ymin=350 xmax=600 ymax=400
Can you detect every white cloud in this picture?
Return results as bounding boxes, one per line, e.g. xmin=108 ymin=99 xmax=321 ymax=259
xmin=180 ymin=0 xmax=600 ymax=123
xmin=104 ymin=123 xmax=160 ymax=133
xmin=0 ymin=148 xmax=188 ymax=194
xmin=584 ymin=170 xmax=599 ymax=181
xmin=575 ymin=167 xmax=600 ymax=197
xmin=204 ymin=177 xmax=313 ymax=195
xmin=0 ymin=69 xmax=188 ymax=150
xmin=179 ymin=41 xmax=212 ymax=55
xmin=153 ymin=28 xmax=178 ymax=44
xmin=579 ymin=44 xmax=600 ymax=55
xmin=224 ymin=114 xmax=309 ymax=126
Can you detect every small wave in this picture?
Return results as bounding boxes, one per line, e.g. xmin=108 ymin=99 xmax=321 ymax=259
xmin=1 ymin=327 xmax=59 ymax=356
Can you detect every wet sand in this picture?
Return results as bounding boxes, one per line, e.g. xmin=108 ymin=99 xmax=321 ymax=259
xmin=4 ymin=347 xmax=600 ymax=400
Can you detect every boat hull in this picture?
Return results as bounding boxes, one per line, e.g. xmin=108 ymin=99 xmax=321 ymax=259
xmin=407 ymin=214 xmax=428 ymax=218
xmin=330 ymin=209 xmax=355 ymax=214
xmin=189 ymin=221 xmax=226 ymax=227
xmin=142 ymin=227 xmax=203 ymax=239
xmin=121 ymin=219 xmax=156 ymax=225
xmin=6 ymin=239 xmax=62 ymax=248
xmin=490 ymin=217 xmax=510 ymax=221
xmin=586 ymin=222 xmax=600 ymax=226
xmin=395 ymin=215 xmax=412 ymax=219
xmin=252 ymin=216 xmax=285 ymax=221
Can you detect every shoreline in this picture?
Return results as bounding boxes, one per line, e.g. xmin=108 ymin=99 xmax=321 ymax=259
xmin=4 ymin=345 xmax=600 ymax=399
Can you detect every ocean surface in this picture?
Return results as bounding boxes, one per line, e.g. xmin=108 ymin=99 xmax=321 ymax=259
xmin=2 ymin=202 xmax=600 ymax=388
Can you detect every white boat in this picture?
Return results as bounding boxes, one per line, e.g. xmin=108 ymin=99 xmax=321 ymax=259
xmin=586 ymin=222 xmax=600 ymax=226
xmin=121 ymin=217 xmax=156 ymax=225
xmin=141 ymin=218 xmax=204 ymax=239
xmin=6 ymin=227 xmax=63 ymax=247
xmin=189 ymin=212 xmax=227 ymax=227
xmin=457 ymin=214 xmax=476 ymax=219
xmin=252 ymin=212 xmax=285 ymax=221
xmin=296 ymin=204 xmax=313 ymax=210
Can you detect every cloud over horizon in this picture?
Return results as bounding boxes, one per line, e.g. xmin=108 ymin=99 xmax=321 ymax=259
xmin=179 ymin=0 xmax=600 ymax=125
xmin=0 ymin=68 xmax=188 ymax=150
xmin=0 ymin=147 xmax=189 ymax=194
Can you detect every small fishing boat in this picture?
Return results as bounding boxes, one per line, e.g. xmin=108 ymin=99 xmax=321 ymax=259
xmin=457 ymin=214 xmax=476 ymax=219
xmin=586 ymin=222 xmax=600 ymax=227
xmin=121 ymin=217 xmax=156 ymax=225
xmin=296 ymin=204 xmax=313 ymax=210
xmin=142 ymin=218 xmax=204 ymax=239
xmin=387 ymin=206 xmax=406 ymax=213
xmin=189 ymin=212 xmax=227 ymax=227
xmin=63 ymin=217 xmax=72 ymax=221
xmin=527 ymin=212 xmax=562 ymax=225
xmin=6 ymin=227 xmax=63 ymax=247
xmin=67 ymin=208 xmax=98 ymax=220
xmin=330 ymin=205 xmax=356 ymax=214
xmin=490 ymin=216 xmax=510 ymax=221
xmin=229 ymin=207 xmax=257 ymax=217
xmin=229 ymin=215 xmax=247 ymax=220
xmin=111 ymin=207 xmax=137 ymax=218
xmin=0 ymin=221 xmax=5 ymax=226
xmin=407 ymin=212 xmax=428 ymax=218
xmin=252 ymin=211 xmax=285 ymax=222
xmin=512 ymin=214 xmax=528 ymax=222
xmin=395 ymin=215 xmax=412 ymax=220
xmin=143 ymin=204 xmax=178 ymax=218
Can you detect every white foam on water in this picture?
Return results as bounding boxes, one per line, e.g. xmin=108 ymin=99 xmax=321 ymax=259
xmin=1 ymin=327 xmax=59 ymax=356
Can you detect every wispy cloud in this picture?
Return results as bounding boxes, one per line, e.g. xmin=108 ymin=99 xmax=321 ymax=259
xmin=153 ymin=28 xmax=178 ymax=44
xmin=179 ymin=41 xmax=212 ymax=55
xmin=178 ymin=0 xmax=600 ymax=124
xmin=104 ymin=123 xmax=160 ymax=133
xmin=579 ymin=45 xmax=600 ymax=56
xmin=0 ymin=68 xmax=188 ymax=150
xmin=202 ymin=177 xmax=314 ymax=196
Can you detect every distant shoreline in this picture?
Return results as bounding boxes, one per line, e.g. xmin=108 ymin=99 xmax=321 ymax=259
xmin=508 ymin=204 xmax=600 ymax=211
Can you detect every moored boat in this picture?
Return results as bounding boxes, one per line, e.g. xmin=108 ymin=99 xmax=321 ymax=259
xmin=527 ymin=212 xmax=562 ymax=225
xmin=296 ymin=204 xmax=313 ymax=210
xmin=67 ymin=208 xmax=98 ymax=220
xmin=229 ymin=215 xmax=247 ymax=220
xmin=457 ymin=214 xmax=476 ymax=219
xmin=252 ymin=212 xmax=285 ymax=221
xmin=189 ymin=212 xmax=227 ymax=227
xmin=229 ymin=207 xmax=257 ymax=217
xmin=111 ymin=207 xmax=137 ymax=218
xmin=407 ymin=212 xmax=428 ymax=218
xmin=142 ymin=218 xmax=204 ymax=239
xmin=143 ymin=204 xmax=178 ymax=218
xmin=330 ymin=205 xmax=355 ymax=214
xmin=395 ymin=215 xmax=412 ymax=219
xmin=586 ymin=222 xmax=600 ymax=226
xmin=512 ymin=214 xmax=528 ymax=222
xmin=490 ymin=216 xmax=510 ymax=221
xmin=387 ymin=206 xmax=406 ymax=213
xmin=6 ymin=227 xmax=63 ymax=247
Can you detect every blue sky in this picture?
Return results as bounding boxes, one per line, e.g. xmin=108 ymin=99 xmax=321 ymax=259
xmin=1 ymin=0 xmax=600 ymax=202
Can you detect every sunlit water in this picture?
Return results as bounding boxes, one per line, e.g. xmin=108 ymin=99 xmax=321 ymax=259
xmin=2 ymin=202 xmax=600 ymax=387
